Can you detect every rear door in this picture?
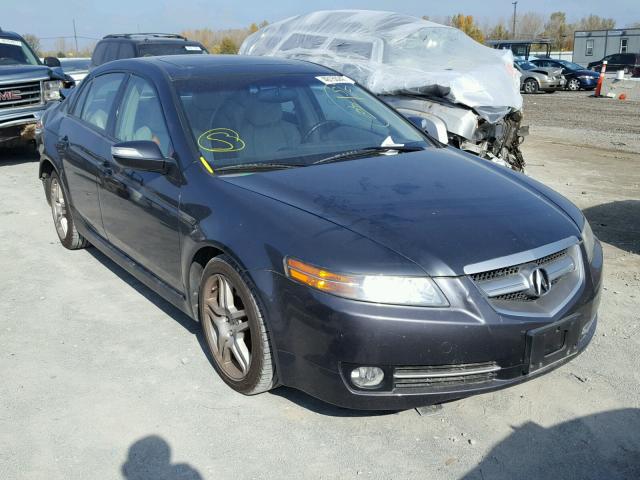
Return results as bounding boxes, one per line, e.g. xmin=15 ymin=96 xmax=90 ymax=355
xmin=58 ymin=73 xmax=125 ymax=237
xmin=98 ymin=74 xmax=182 ymax=290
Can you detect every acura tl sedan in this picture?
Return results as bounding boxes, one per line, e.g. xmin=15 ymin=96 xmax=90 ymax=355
xmin=38 ymin=55 xmax=602 ymax=410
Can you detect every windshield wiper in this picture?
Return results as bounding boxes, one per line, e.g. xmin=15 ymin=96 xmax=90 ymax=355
xmin=213 ymin=162 xmax=305 ymax=173
xmin=312 ymin=145 xmax=424 ymax=166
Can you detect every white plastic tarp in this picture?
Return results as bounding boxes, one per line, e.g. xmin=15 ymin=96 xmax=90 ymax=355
xmin=239 ymin=10 xmax=523 ymax=122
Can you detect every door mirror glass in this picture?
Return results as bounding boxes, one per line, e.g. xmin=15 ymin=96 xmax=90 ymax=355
xmin=44 ymin=56 xmax=61 ymax=67
xmin=111 ymin=141 xmax=168 ymax=173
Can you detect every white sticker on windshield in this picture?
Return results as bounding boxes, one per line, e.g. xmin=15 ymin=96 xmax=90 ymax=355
xmin=185 ymin=45 xmax=202 ymax=51
xmin=0 ymin=38 xmax=23 ymax=47
xmin=315 ymin=75 xmax=355 ymax=85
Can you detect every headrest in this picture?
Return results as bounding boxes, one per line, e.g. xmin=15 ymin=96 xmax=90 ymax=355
xmin=246 ymin=101 xmax=283 ymax=127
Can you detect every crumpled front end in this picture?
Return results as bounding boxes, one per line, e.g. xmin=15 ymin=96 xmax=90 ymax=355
xmin=383 ymin=95 xmax=528 ymax=172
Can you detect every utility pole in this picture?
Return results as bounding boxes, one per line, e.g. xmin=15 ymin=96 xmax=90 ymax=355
xmin=73 ymin=19 xmax=78 ymax=53
xmin=512 ymin=1 xmax=518 ymax=39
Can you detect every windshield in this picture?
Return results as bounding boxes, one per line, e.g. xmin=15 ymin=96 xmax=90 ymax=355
xmin=176 ymin=73 xmax=429 ymax=171
xmin=557 ymin=60 xmax=585 ymax=70
xmin=138 ymin=43 xmax=206 ymax=57
xmin=515 ymin=60 xmax=537 ymax=71
xmin=0 ymin=38 xmax=40 ymax=66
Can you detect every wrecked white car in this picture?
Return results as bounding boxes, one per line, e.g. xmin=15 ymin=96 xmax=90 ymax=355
xmin=240 ymin=10 xmax=528 ymax=171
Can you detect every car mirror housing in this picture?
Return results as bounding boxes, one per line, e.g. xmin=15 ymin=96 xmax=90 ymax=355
xmin=44 ymin=56 xmax=61 ymax=68
xmin=111 ymin=141 xmax=168 ymax=173
xmin=407 ymin=116 xmax=449 ymax=145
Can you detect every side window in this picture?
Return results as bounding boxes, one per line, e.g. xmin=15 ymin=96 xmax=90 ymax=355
xmin=118 ymin=42 xmax=135 ymax=59
xmin=328 ymin=39 xmax=374 ymax=60
xmin=71 ymin=80 xmax=92 ymax=117
xmin=585 ymin=39 xmax=594 ymax=56
xmin=80 ymin=73 xmax=125 ymax=131
xmin=91 ymin=43 xmax=107 ymax=66
xmin=115 ymin=76 xmax=171 ymax=156
xmin=101 ymin=42 xmax=119 ymax=64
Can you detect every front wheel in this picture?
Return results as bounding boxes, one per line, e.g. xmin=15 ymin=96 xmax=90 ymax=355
xmin=523 ymin=79 xmax=539 ymax=94
xmin=567 ymin=78 xmax=581 ymax=91
xmin=199 ymin=255 xmax=277 ymax=395
xmin=47 ymin=171 xmax=88 ymax=250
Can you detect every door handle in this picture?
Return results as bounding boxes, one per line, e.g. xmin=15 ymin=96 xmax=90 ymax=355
xmin=56 ymin=136 xmax=69 ymax=152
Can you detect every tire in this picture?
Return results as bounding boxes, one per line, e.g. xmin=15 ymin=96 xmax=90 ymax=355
xmin=567 ymin=78 xmax=581 ymax=91
xmin=523 ymin=78 xmax=539 ymax=94
xmin=199 ymin=255 xmax=277 ymax=395
xmin=47 ymin=171 xmax=89 ymax=250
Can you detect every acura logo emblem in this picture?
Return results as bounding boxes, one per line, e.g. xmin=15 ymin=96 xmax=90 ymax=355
xmin=529 ymin=268 xmax=551 ymax=298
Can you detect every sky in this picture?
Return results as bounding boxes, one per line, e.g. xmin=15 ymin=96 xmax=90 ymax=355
xmin=4 ymin=0 xmax=639 ymax=49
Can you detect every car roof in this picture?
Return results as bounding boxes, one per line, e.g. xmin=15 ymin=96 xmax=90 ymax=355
xmin=94 ymin=54 xmax=337 ymax=80
xmin=101 ymin=33 xmax=195 ymax=43
xmin=0 ymin=30 xmax=26 ymax=41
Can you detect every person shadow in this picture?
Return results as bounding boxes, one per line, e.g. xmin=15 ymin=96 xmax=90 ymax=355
xmin=121 ymin=436 xmax=203 ymax=480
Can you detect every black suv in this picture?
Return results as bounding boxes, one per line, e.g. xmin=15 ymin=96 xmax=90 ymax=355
xmin=588 ymin=53 xmax=640 ymax=77
xmin=90 ymin=33 xmax=208 ymax=70
xmin=0 ymin=28 xmax=72 ymax=146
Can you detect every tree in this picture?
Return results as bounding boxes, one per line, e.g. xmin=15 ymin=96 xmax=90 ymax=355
xmin=487 ymin=22 xmax=510 ymax=40
xmin=575 ymin=15 xmax=615 ymax=31
xmin=248 ymin=23 xmax=259 ymax=34
xmin=218 ymin=36 xmax=238 ymax=54
xmin=21 ymin=34 xmax=42 ymax=56
xmin=544 ymin=12 xmax=571 ymax=50
xmin=516 ymin=12 xmax=545 ymax=39
xmin=450 ymin=14 xmax=484 ymax=43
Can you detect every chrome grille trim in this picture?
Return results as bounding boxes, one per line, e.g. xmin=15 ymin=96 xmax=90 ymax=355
xmin=472 ymin=249 xmax=575 ymax=299
xmin=464 ymin=236 xmax=578 ymax=275
xmin=0 ymin=80 xmax=43 ymax=110
xmin=393 ymin=362 xmax=500 ymax=389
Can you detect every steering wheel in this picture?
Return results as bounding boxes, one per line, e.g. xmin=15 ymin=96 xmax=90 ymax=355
xmin=302 ymin=120 xmax=341 ymax=143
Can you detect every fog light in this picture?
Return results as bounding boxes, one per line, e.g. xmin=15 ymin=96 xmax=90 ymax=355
xmin=350 ymin=366 xmax=384 ymax=389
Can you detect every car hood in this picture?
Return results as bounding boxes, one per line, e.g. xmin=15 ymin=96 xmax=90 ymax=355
xmin=574 ymin=69 xmax=599 ymax=77
xmin=221 ymin=149 xmax=580 ymax=276
xmin=528 ymin=67 xmax=563 ymax=77
xmin=0 ymin=64 xmax=65 ymax=82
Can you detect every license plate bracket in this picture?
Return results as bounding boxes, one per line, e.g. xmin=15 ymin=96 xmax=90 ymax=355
xmin=525 ymin=316 xmax=581 ymax=374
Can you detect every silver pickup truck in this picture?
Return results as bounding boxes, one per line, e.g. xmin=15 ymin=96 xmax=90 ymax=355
xmin=0 ymin=28 xmax=72 ymax=147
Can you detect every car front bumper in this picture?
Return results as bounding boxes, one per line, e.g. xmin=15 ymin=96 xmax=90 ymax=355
xmin=255 ymin=243 xmax=603 ymax=410
xmin=539 ymin=78 xmax=566 ymax=91
xmin=0 ymin=103 xmax=51 ymax=143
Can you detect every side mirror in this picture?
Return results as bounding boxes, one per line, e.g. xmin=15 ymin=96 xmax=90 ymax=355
xmin=44 ymin=56 xmax=61 ymax=68
xmin=111 ymin=141 xmax=168 ymax=173
xmin=407 ymin=115 xmax=449 ymax=145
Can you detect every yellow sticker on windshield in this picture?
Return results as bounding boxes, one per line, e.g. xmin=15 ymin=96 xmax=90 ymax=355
xmin=198 ymin=128 xmax=246 ymax=152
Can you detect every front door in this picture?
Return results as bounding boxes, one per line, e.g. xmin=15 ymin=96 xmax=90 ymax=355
xmin=60 ymin=73 xmax=125 ymax=237
xmin=98 ymin=74 xmax=182 ymax=291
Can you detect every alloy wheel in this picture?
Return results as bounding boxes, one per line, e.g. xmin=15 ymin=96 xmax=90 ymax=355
xmin=524 ymin=80 xmax=537 ymax=94
xmin=202 ymin=273 xmax=252 ymax=380
xmin=568 ymin=79 xmax=580 ymax=91
xmin=50 ymin=177 xmax=68 ymax=239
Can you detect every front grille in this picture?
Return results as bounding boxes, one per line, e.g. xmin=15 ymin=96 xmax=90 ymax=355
xmin=394 ymin=362 xmax=499 ymax=390
xmin=470 ymin=248 xmax=573 ymax=303
xmin=0 ymin=81 xmax=42 ymax=110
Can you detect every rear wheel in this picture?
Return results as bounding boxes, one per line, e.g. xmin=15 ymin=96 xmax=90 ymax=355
xmin=47 ymin=171 xmax=88 ymax=250
xmin=199 ymin=255 xmax=276 ymax=395
xmin=523 ymin=78 xmax=539 ymax=94
xmin=567 ymin=78 xmax=581 ymax=91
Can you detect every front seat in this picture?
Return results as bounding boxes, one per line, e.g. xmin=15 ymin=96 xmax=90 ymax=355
xmin=241 ymin=98 xmax=300 ymax=158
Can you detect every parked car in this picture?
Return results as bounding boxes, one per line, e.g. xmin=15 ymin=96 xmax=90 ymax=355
xmin=38 ymin=55 xmax=602 ymax=410
xmin=240 ymin=11 xmax=528 ymax=172
xmin=530 ymin=58 xmax=599 ymax=91
xmin=514 ymin=59 xmax=566 ymax=93
xmin=89 ymin=33 xmax=208 ymax=70
xmin=0 ymin=28 xmax=72 ymax=147
xmin=587 ymin=53 xmax=640 ymax=77
xmin=59 ymin=58 xmax=90 ymax=84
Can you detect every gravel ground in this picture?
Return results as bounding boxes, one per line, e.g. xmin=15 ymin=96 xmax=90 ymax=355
xmin=0 ymin=92 xmax=639 ymax=480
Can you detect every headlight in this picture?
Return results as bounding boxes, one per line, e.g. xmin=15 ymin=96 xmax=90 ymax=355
xmin=43 ymin=80 xmax=63 ymax=102
xmin=581 ymin=219 xmax=596 ymax=262
xmin=578 ymin=75 xmax=592 ymax=80
xmin=284 ymin=258 xmax=448 ymax=307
